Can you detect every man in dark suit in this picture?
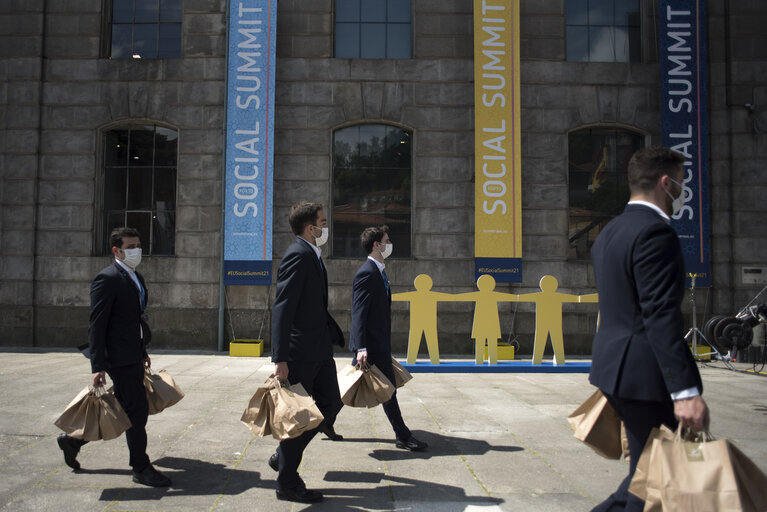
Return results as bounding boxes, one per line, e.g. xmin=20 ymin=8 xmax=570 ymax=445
xmin=57 ymin=227 xmax=170 ymax=487
xmin=268 ymin=202 xmax=344 ymax=503
xmin=350 ymin=226 xmax=427 ymax=451
xmin=589 ymin=146 xmax=709 ymax=511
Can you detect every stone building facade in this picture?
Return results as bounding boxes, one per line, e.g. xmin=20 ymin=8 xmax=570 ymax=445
xmin=1 ymin=0 xmax=766 ymax=356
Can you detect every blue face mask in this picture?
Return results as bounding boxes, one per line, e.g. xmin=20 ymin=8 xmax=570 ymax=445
xmin=665 ymin=177 xmax=685 ymax=215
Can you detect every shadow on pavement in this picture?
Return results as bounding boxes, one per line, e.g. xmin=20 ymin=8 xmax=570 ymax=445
xmin=98 ymin=456 xmax=269 ymax=501
xmin=367 ymin=430 xmax=524 ymax=462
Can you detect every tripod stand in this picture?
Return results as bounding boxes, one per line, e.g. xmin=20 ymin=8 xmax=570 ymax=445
xmin=684 ymin=273 xmax=733 ymax=370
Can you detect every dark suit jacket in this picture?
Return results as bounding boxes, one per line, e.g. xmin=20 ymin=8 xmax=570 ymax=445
xmin=589 ymin=203 xmax=702 ymax=401
xmin=271 ymin=237 xmax=343 ymax=363
xmin=350 ymin=258 xmax=392 ymax=353
xmin=89 ymin=261 xmax=149 ymax=372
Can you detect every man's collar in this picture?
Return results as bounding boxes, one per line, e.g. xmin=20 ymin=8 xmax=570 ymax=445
xmin=115 ymin=258 xmax=135 ymax=274
xmin=628 ymin=200 xmax=670 ymax=223
xmin=297 ymin=236 xmax=322 ymax=258
xmin=367 ymin=255 xmax=385 ymax=272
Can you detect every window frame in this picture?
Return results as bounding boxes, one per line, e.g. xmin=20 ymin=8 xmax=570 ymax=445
xmin=95 ymin=121 xmax=179 ymax=257
xmin=565 ymin=0 xmax=642 ymax=63
xmin=102 ymin=0 xmax=183 ymax=59
xmin=329 ymin=121 xmax=415 ymax=260
xmin=334 ymin=0 xmax=413 ymax=59
xmin=567 ymin=124 xmax=648 ymax=260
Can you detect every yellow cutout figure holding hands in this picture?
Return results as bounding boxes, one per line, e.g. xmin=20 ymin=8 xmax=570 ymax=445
xmin=518 ymin=275 xmax=598 ymax=365
xmin=456 ymin=275 xmax=519 ymax=364
xmin=392 ymin=274 xmax=462 ymax=364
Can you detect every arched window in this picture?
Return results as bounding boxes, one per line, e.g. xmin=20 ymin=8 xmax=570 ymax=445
xmin=101 ymin=123 xmax=177 ymax=255
xmin=332 ymin=124 xmax=412 ymax=258
xmin=568 ymin=126 xmax=644 ymax=259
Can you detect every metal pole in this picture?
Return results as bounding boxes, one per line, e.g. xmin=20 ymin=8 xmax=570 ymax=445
xmin=217 ymin=0 xmax=232 ymax=353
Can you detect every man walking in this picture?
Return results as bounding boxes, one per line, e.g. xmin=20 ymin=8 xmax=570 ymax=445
xmin=57 ymin=227 xmax=171 ymax=487
xmin=589 ymin=146 xmax=709 ymax=511
xmin=350 ymin=226 xmax=427 ymax=451
xmin=268 ymin=202 xmax=344 ymax=503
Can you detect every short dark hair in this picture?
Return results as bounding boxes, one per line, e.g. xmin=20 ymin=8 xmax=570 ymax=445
xmin=110 ymin=227 xmax=141 ymax=250
xmin=627 ymin=146 xmax=686 ymax=194
xmin=360 ymin=225 xmax=389 ymax=254
xmin=288 ymin=202 xmax=323 ymax=236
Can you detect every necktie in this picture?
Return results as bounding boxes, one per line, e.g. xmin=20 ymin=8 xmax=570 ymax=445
xmin=136 ymin=279 xmax=146 ymax=310
xmin=381 ymin=269 xmax=390 ymax=293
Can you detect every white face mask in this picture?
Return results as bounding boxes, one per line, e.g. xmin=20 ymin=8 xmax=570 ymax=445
xmin=380 ymin=243 xmax=393 ymax=259
xmin=665 ymin=177 xmax=685 ymax=216
xmin=313 ymin=227 xmax=329 ymax=246
xmin=122 ymin=248 xmax=142 ymax=269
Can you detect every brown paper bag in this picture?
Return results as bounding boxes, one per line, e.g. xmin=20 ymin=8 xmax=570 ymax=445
xmin=391 ymin=357 xmax=412 ymax=388
xmin=54 ymin=386 xmax=131 ymax=441
xmin=268 ymin=379 xmax=324 ymax=440
xmin=338 ymin=364 xmax=395 ymax=407
xmin=144 ymin=369 xmax=185 ymax=414
xmin=567 ymin=389 xmax=622 ymax=459
xmin=631 ymin=426 xmax=767 ymax=512
xmin=240 ymin=385 xmax=272 ymax=437
xmin=98 ymin=392 xmax=132 ymax=440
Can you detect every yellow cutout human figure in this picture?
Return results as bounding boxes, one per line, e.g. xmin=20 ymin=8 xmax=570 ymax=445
xmin=455 ymin=275 xmax=519 ymax=364
xmin=392 ymin=274 xmax=463 ymax=364
xmin=518 ymin=275 xmax=598 ymax=365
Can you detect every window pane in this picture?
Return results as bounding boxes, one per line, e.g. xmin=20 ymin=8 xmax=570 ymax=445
xmin=158 ymin=23 xmax=181 ymax=58
xmin=154 ymin=126 xmax=178 ymax=166
xmin=152 ymin=211 xmax=175 ymax=255
xmin=154 ymin=168 xmax=176 ymax=209
xmin=335 ymin=23 xmax=360 ymax=58
xmin=104 ymin=130 xmax=129 ymax=165
xmin=130 ymin=127 xmax=154 ymax=165
xmin=360 ymin=23 xmax=386 ymax=58
xmin=127 ymin=167 xmax=153 ymax=209
xmin=111 ymin=24 xmax=133 ymax=59
xmin=333 ymin=124 xmax=412 ymax=258
xmin=160 ymin=0 xmax=182 ymax=22
xmin=104 ymin=167 xmax=127 ymax=210
xmin=387 ymin=24 xmax=411 ymax=58
xmin=628 ymin=26 xmax=640 ymax=62
xmin=566 ymin=26 xmax=588 ymax=61
xmin=126 ymin=211 xmax=152 ymax=251
xmin=113 ymin=0 xmax=134 ymax=23
xmin=336 ymin=0 xmax=360 ymax=22
xmin=105 ymin=212 xmax=127 ymax=248
xmin=589 ymin=26 xmax=614 ymax=61
xmin=387 ymin=0 xmax=411 ymax=23
xmin=133 ymin=23 xmax=158 ymax=58
xmin=589 ymin=0 xmax=613 ymax=26
xmin=361 ymin=0 xmax=386 ymax=22
xmin=566 ymin=0 xmax=588 ymax=25
xmin=613 ymin=25 xmax=629 ymax=62
xmin=615 ymin=0 xmax=640 ymax=26
xmin=135 ymin=0 xmax=159 ymax=23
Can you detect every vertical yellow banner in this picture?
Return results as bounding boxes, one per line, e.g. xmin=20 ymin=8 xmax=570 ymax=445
xmin=473 ymin=0 xmax=522 ymax=283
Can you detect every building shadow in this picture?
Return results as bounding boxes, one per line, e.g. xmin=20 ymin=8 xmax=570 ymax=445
xmin=98 ymin=456 xmax=267 ymax=501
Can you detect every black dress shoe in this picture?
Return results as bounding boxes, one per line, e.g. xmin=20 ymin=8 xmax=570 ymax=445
xmin=395 ymin=436 xmax=428 ymax=451
xmin=57 ymin=434 xmax=81 ymax=470
xmin=319 ymin=424 xmax=343 ymax=441
xmin=268 ymin=452 xmax=278 ymax=472
xmin=276 ymin=481 xmax=323 ymax=503
xmin=132 ymin=465 xmax=171 ymax=487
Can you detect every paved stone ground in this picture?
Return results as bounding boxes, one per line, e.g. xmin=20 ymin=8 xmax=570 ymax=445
xmin=0 ymin=350 xmax=765 ymax=511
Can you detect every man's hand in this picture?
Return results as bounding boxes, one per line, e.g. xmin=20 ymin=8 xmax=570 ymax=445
xmin=674 ymin=395 xmax=710 ymax=431
xmin=274 ymin=361 xmax=289 ymax=382
xmin=143 ymin=356 xmax=151 ymax=369
xmin=356 ymin=350 xmax=368 ymax=367
xmin=92 ymin=371 xmax=106 ymax=387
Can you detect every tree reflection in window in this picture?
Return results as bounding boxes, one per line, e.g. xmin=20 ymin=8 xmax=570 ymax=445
xmin=568 ymin=127 xmax=643 ymax=259
xmin=332 ymin=124 xmax=412 ymax=258
xmin=102 ymin=124 xmax=177 ymax=255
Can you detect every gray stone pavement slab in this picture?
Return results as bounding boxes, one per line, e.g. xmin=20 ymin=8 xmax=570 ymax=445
xmin=0 ymin=350 xmax=765 ymax=511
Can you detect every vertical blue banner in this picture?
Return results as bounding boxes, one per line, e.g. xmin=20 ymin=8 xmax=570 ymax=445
xmin=658 ymin=0 xmax=711 ymax=287
xmin=224 ymin=0 xmax=276 ymax=285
